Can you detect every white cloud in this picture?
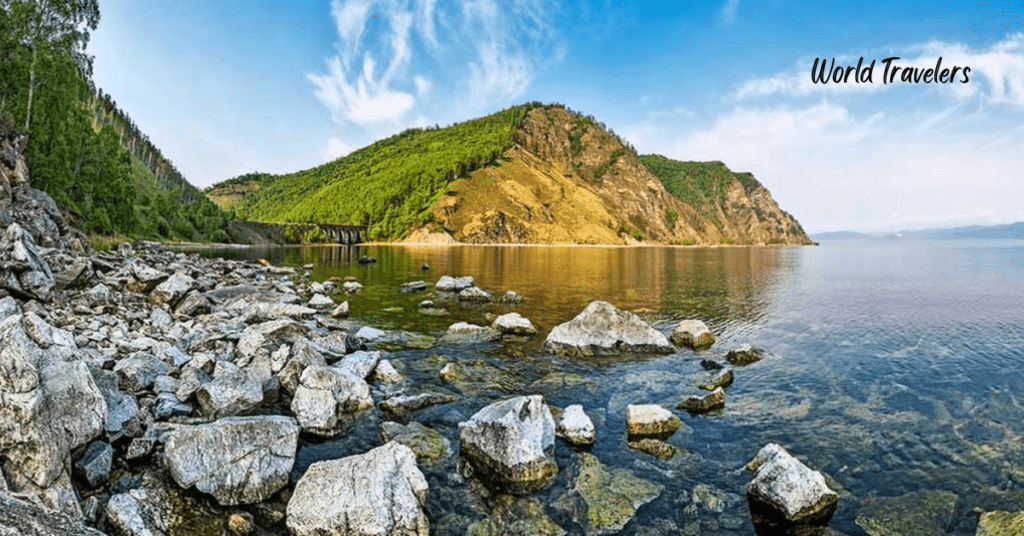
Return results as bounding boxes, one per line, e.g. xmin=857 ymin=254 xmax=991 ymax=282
xmin=720 ymin=0 xmax=740 ymax=26
xmin=323 ymin=137 xmax=354 ymax=161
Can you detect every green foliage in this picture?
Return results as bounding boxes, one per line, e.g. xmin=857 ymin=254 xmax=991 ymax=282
xmin=214 ymin=104 xmax=537 ymax=240
xmin=640 ymin=155 xmax=756 ymax=232
xmin=303 ymin=226 xmax=328 ymax=243
xmin=665 ymin=207 xmax=678 ymax=229
xmin=0 ymin=1 xmax=236 ymax=243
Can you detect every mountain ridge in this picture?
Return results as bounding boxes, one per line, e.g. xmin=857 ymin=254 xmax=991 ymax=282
xmin=208 ymin=103 xmax=812 ymax=246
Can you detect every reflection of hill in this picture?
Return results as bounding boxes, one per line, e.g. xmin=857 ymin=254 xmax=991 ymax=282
xmin=192 ymin=244 xmax=797 ymax=337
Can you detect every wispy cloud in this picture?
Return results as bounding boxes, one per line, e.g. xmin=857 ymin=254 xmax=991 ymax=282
xmin=720 ymin=0 xmax=740 ymax=26
xmin=309 ymin=0 xmax=559 ymax=130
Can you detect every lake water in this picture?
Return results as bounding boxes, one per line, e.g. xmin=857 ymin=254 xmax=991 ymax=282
xmin=200 ymin=240 xmax=1024 ymax=535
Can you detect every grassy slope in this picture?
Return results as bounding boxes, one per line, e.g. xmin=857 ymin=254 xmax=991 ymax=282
xmin=212 ymin=104 xmax=535 ymax=240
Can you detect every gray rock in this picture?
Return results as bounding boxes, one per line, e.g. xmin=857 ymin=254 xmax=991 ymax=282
xmin=114 ymin=353 xmax=170 ymax=392
xmin=370 ymin=359 xmax=403 ymax=383
xmin=82 ymin=283 xmax=111 ymax=306
xmin=149 ymin=308 xmax=173 ymax=328
xmin=467 ymin=494 xmax=565 ymax=536
xmin=73 ymin=441 xmax=113 ymax=488
xmin=117 ymin=241 xmax=134 ymax=257
xmin=556 ymin=404 xmax=595 ymax=445
xmin=21 ymin=311 xmax=53 ymax=348
xmin=195 ymin=368 xmax=263 ymax=418
xmin=553 ymin=453 xmax=663 ymax=536
xmin=458 ymin=286 xmax=493 ymax=302
xmin=155 ymin=392 xmax=193 ymax=419
xmin=626 ymin=404 xmax=682 ymax=438
xmin=149 ymin=272 xmax=194 ymax=307
xmin=165 ymin=416 xmax=299 ymax=505
xmin=89 ymin=366 xmax=141 ymax=440
xmin=277 ymin=338 xmax=328 ymax=395
xmin=127 ymin=261 xmax=168 ymax=292
xmin=341 ymin=281 xmax=363 ymax=294
xmin=290 ymin=366 xmax=372 ymax=435
xmin=175 ymin=367 xmax=210 ymax=402
xmin=544 ymin=301 xmax=673 ymax=356
xmin=0 ymin=296 xmax=19 ymax=320
xmin=976 ymin=510 xmax=1024 ymax=536
xmin=458 ymin=395 xmax=557 ymax=493
xmin=400 ymin=280 xmax=428 ymax=293
xmin=498 ymin=290 xmax=524 ymax=304
xmin=286 ymin=441 xmax=429 ymax=536
xmin=162 ymin=346 xmax=191 ymax=368
xmin=435 ymin=275 xmax=474 ymax=292
xmin=438 ymin=322 xmax=502 ymax=344
xmin=0 ymin=492 xmax=106 ymax=536
xmin=379 ymin=392 xmax=455 ymax=417
xmin=678 ymin=387 xmax=726 ymax=414
xmin=491 ymin=312 xmax=538 ymax=335
xmin=670 ymin=319 xmax=715 ymax=349
xmin=330 ymin=350 xmax=378 ymax=379
xmin=354 ymin=325 xmax=385 ymax=341
xmin=54 ymin=257 xmax=93 ymax=290
xmin=173 ymin=290 xmax=210 ymax=318
xmin=307 ymin=293 xmax=333 ymax=309
xmin=0 ymin=314 xmax=106 ymax=515
xmin=745 ymin=443 xmax=838 ymax=525
xmin=330 ymin=301 xmax=349 ymax=318
xmin=0 ymin=223 xmax=54 ymax=301
xmin=697 ymin=368 xmax=734 ymax=391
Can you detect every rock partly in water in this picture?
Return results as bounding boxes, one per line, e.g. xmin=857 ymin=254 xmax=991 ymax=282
xmin=164 ymin=415 xmax=299 ymax=505
xmin=625 ymin=404 xmax=682 ymax=438
xmin=307 ymin=293 xmax=334 ymax=310
xmin=855 ymin=489 xmax=958 ymax=536
xmin=286 ymin=441 xmax=429 ymax=536
xmin=459 ymin=395 xmax=558 ymax=493
xmin=553 ymin=453 xmax=663 ymax=536
xmin=290 ymin=366 xmax=372 ymax=436
xmin=678 ymin=387 xmax=726 ymax=414
xmin=627 ymin=438 xmax=677 ymax=460
xmin=330 ymin=301 xmax=349 ymax=318
xmin=670 ymin=319 xmax=715 ymax=349
xmin=400 ymin=280 xmax=428 ymax=293
xmin=497 ymin=290 xmax=524 ymax=304
xmin=491 ymin=312 xmax=538 ymax=335
xmin=458 ymin=286 xmax=493 ymax=303
xmin=435 ymin=275 xmax=474 ymax=292
xmin=379 ymin=391 xmax=455 ymax=417
xmin=697 ymin=368 xmax=734 ymax=391
xmin=556 ymin=404 xmax=595 ymax=446
xmin=544 ymin=301 xmax=673 ymax=356
xmin=438 ymin=322 xmax=502 ymax=344
xmin=370 ymin=359 xmax=403 ymax=383
xmin=727 ymin=343 xmax=765 ymax=366
xmin=745 ymin=443 xmax=839 ymax=527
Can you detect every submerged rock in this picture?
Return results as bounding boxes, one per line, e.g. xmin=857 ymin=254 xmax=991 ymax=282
xmin=164 ymin=416 xmax=299 ymax=505
xmin=380 ymin=421 xmax=451 ymax=463
xmin=467 ymin=494 xmax=565 ymax=536
xmin=400 ymin=280 xmax=428 ymax=293
xmin=379 ymin=391 xmax=455 ymax=417
xmin=627 ymin=438 xmax=676 ymax=460
xmin=438 ymin=322 xmax=502 ymax=344
xmin=556 ymin=404 xmax=595 ymax=445
xmin=670 ymin=319 xmax=715 ymax=349
xmin=287 ymin=441 xmax=429 ymax=536
xmin=626 ymin=404 xmax=682 ymax=438
xmin=678 ymin=387 xmax=726 ymax=414
xmin=553 ymin=453 xmax=663 ymax=536
xmin=855 ymin=489 xmax=958 ymax=536
xmin=544 ymin=301 xmax=673 ymax=356
xmin=727 ymin=343 xmax=765 ymax=366
xmin=976 ymin=510 xmax=1024 ymax=536
xmin=745 ymin=443 xmax=839 ymax=527
xmin=498 ymin=290 xmax=524 ymax=304
xmin=697 ymin=367 xmax=734 ymax=391
xmin=459 ymin=395 xmax=558 ymax=493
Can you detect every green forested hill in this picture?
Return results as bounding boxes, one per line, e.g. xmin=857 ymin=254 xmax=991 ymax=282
xmin=638 ymin=155 xmax=763 ymax=207
xmin=210 ymin=104 xmax=535 ymax=240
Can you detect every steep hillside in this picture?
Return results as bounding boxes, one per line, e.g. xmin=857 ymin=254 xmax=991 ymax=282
xmin=209 ymin=103 xmax=812 ymax=245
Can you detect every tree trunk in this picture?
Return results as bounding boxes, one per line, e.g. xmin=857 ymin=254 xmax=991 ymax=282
xmin=24 ymin=46 xmax=37 ymax=133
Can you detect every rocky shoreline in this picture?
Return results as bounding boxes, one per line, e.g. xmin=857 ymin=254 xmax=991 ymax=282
xmin=2 ymin=134 xmax=1018 ymax=536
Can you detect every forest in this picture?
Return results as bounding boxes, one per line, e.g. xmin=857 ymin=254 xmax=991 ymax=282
xmin=0 ymin=0 xmax=235 ymax=242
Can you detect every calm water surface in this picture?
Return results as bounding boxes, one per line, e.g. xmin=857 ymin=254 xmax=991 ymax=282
xmin=202 ymin=240 xmax=1024 ymax=535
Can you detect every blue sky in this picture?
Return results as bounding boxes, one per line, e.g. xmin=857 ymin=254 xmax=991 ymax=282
xmin=90 ymin=1 xmax=1024 ymax=233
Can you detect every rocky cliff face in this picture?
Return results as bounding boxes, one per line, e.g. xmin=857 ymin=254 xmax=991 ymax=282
xmin=424 ymin=105 xmax=812 ymax=245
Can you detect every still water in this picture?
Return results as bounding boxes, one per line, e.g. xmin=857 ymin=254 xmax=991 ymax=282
xmin=204 ymin=240 xmax=1024 ymax=535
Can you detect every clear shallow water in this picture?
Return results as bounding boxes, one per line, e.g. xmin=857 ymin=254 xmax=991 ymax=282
xmin=200 ymin=240 xmax=1024 ymax=535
